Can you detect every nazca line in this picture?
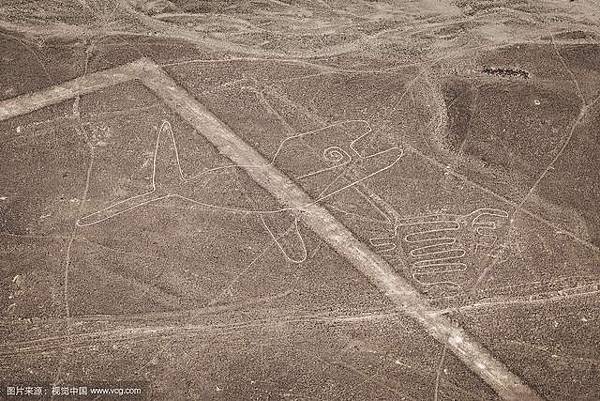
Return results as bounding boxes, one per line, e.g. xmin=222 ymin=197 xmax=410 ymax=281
xmin=0 ymin=58 xmax=543 ymax=401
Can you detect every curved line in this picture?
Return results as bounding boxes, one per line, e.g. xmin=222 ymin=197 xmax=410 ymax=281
xmin=470 ymin=208 xmax=509 ymax=220
xmin=413 ymin=264 xmax=467 ymax=274
xmin=362 ymin=145 xmax=404 ymax=161
xmin=476 ymin=226 xmax=500 ymax=237
xmin=397 ymin=216 xmax=462 ymax=227
xmin=409 ymin=243 xmax=462 ymax=257
xmin=372 ymin=243 xmax=397 ymax=253
xmin=404 ymin=237 xmax=456 ymax=247
xmin=315 ymin=164 xmax=352 ymax=199
xmin=410 ymin=248 xmax=466 ymax=260
xmin=184 ymin=163 xmax=269 ymax=182
xmin=173 ymin=194 xmax=273 ymax=215
xmin=296 ymin=159 xmax=351 ymax=180
xmin=260 ymin=215 xmax=307 ymax=264
xmin=370 ymin=236 xmax=397 ymax=246
xmin=411 ymin=262 xmax=467 ymax=275
xmin=413 ymin=278 xmax=463 ymax=289
xmin=326 ymin=204 xmax=391 ymax=225
xmin=76 ymin=121 xmax=403 ymax=225
xmin=76 ymin=194 xmax=170 ymax=227
xmin=158 ymin=119 xmax=186 ymax=181
xmin=404 ymin=231 xmax=459 ymax=243
xmin=270 ymin=119 xmax=372 ymax=164
xmin=309 ymin=152 xmax=404 ymax=204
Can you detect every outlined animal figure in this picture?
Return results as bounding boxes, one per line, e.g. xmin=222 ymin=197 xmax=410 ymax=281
xmin=271 ymin=119 xmax=404 ymax=201
xmin=78 ymin=119 xmax=403 ymax=264
xmin=77 ymin=120 xmax=309 ymax=263
xmin=369 ymin=208 xmax=510 ymax=295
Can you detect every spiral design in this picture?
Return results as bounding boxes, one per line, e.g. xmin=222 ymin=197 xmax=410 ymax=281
xmin=322 ymin=146 xmax=351 ymax=164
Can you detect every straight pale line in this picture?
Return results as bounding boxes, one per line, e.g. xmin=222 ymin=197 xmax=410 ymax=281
xmin=0 ymin=64 xmax=138 ymax=122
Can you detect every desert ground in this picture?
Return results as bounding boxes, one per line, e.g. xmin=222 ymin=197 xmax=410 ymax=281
xmin=0 ymin=1 xmax=599 ymax=400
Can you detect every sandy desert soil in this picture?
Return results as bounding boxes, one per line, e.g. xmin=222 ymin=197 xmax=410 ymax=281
xmin=0 ymin=1 xmax=599 ymax=400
